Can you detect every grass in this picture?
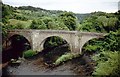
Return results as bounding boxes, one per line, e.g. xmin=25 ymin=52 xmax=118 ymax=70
xmin=9 ymin=19 xmax=32 ymax=28
xmin=23 ymin=50 xmax=37 ymax=58
xmin=54 ymin=53 xmax=80 ymax=66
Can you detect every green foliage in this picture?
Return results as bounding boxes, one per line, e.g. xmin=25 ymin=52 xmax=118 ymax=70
xmin=2 ymin=17 xmax=9 ymax=24
xmin=81 ymin=22 xmax=119 ymax=76
xmin=44 ymin=36 xmax=67 ymax=49
xmin=100 ymin=16 xmax=118 ymax=32
xmin=23 ymin=50 xmax=37 ymax=58
xmin=2 ymin=4 xmax=79 ymax=31
xmin=79 ymin=12 xmax=119 ymax=32
xmin=83 ymin=31 xmax=119 ymax=53
xmin=2 ymin=4 xmax=14 ymax=18
xmin=59 ymin=12 xmax=77 ymax=30
xmin=8 ymin=19 xmax=32 ymax=29
xmin=2 ymin=4 xmax=120 ymax=75
xmin=43 ymin=44 xmax=70 ymax=64
xmin=15 ymin=22 xmax=25 ymax=29
xmin=83 ymin=45 xmax=98 ymax=53
xmin=2 ymin=24 xmax=8 ymax=41
xmin=82 ymin=31 xmax=119 ymax=76
xmin=15 ymin=15 xmax=28 ymax=21
xmin=92 ymin=51 xmax=120 ymax=76
xmin=103 ymin=31 xmax=119 ymax=51
xmin=54 ymin=53 xmax=80 ymax=65
xmin=2 ymin=23 xmax=20 ymax=42
xmin=30 ymin=20 xmax=40 ymax=29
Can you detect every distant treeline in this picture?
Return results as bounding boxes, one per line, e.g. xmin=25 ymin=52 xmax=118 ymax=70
xmin=1 ymin=3 xmax=120 ymax=76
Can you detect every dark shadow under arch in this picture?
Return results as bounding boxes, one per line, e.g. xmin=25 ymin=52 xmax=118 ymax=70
xmin=40 ymin=36 xmax=70 ymax=64
xmin=2 ymin=34 xmax=31 ymax=63
xmin=9 ymin=34 xmax=31 ymax=49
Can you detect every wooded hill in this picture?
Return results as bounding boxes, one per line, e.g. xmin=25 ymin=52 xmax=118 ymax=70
xmin=1 ymin=3 xmax=120 ymax=76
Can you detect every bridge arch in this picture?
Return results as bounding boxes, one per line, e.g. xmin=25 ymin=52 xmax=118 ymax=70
xmin=8 ymin=33 xmax=31 ymax=44
xmin=3 ymin=33 xmax=31 ymax=49
xmin=5 ymin=30 xmax=106 ymax=55
xmin=40 ymin=35 xmax=69 ymax=50
xmin=33 ymin=34 xmax=73 ymax=52
xmin=2 ymin=34 xmax=32 ymax=63
xmin=81 ymin=38 xmax=99 ymax=53
xmin=8 ymin=34 xmax=31 ymax=49
xmin=78 ymin=33 xmax=105 ymax=54
xmin=5 ymin=33 xmax=32 ymax=48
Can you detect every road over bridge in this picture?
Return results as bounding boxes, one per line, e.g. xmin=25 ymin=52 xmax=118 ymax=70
xmin=6 ymin=30 xmax=106 ymax=55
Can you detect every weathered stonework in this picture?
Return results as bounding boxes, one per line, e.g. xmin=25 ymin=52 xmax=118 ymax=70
xmin=7 ymin=30 xmax=106 ymax=55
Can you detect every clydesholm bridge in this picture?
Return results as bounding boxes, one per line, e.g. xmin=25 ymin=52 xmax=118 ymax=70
xmin=5 ymin=30 xmax=106 ymax=55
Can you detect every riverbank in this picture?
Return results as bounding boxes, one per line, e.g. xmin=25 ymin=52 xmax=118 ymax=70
xmin=2 ymin=53 xmax=95 ymax=76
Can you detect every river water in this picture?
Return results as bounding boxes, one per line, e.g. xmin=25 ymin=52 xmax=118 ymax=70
xmin=2 ymin=53 xmax=95 ymax=76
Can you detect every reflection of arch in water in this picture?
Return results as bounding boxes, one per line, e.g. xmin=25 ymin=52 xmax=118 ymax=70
xmin=39 ymin=35 xmax=70 ymax=52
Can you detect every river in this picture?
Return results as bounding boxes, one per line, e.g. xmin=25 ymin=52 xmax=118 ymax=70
xmin=2 ymin=53 xmax=95 ymax=76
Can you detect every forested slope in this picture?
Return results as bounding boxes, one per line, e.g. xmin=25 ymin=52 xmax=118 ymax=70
xmin=1 ymin=3 xmax=120 ymax=76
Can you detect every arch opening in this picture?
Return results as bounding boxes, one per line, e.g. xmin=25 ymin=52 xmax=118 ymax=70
xmin=82 ymin=38 xmax=104 ymax=55
xmin=43 ymin=36 xmax=68 ymax=49
xmin=2 ymin=34 xmax=31 ymax=63
xmin=40 ymin=36 xmax=71 ymax=64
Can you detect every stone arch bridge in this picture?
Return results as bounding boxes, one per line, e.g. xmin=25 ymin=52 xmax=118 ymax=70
xmin=6 ymin=30 xmax=106 ymax=55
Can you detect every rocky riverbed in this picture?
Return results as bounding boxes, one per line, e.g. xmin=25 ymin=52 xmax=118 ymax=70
xmin=2 ymin=53 xmax=95 ymax=76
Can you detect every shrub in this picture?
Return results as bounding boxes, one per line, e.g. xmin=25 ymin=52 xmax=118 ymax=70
xmin=92 ymin=51 xmax=120 ymax=76
xmin=54 ymin=53 xmax=80 ymax=65
xmin=23 ymin=50 xmax=37 ymax=58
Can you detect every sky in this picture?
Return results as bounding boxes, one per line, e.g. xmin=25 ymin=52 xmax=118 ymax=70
xmin=2 ymin=0 xmax=120 ymax=13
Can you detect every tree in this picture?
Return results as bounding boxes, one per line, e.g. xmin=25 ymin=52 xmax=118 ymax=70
xmin=59 ymin=12 xmax=77 ymax=30
xmin=42 ymin=16 xmax=53 ymax=29
xmin=30 ymin=19 xmax=47 ymax=29
xmin=2 ymin=4 xmax=14 ymax=18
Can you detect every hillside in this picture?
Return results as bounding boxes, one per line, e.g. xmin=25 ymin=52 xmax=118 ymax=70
xmin=1 ymin=4 xmax=89 ymax=26
xmin=2 ymin=3 xmax=120 ymax=76
xmin=17 ymin=6 xmax=90 ymax=21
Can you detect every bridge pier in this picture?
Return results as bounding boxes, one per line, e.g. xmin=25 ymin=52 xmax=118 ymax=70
xmin=6 ymin=30 xmax=105 ymax=55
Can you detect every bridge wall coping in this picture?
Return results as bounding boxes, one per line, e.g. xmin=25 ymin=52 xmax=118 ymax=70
xmin=7 ymin=29 xmax=106 ymax=35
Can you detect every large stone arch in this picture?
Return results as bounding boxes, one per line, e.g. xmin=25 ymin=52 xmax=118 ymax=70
xmin=78 ymin=32 xmax=105 ymax=54
xmin=7 ymin=31 xmax=32 ymax=43
xmin=4 ymin=32 xmax=32 ymax=50
xmin=2 ymin=33 xmax=32 ymax=62
xmin=39 ymin=35 xmax=70 ymax=51
xmin=9 ymin=34 xmax=31 ymax=45
xmin=32 ymin=31 xmax=76 ymax=52
xmin=7 ymin=31 xmax=32 ymax=46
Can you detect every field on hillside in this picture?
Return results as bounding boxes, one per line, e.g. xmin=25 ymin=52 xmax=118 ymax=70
xmin=2 ymin=3 xmax=120 ymax=76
